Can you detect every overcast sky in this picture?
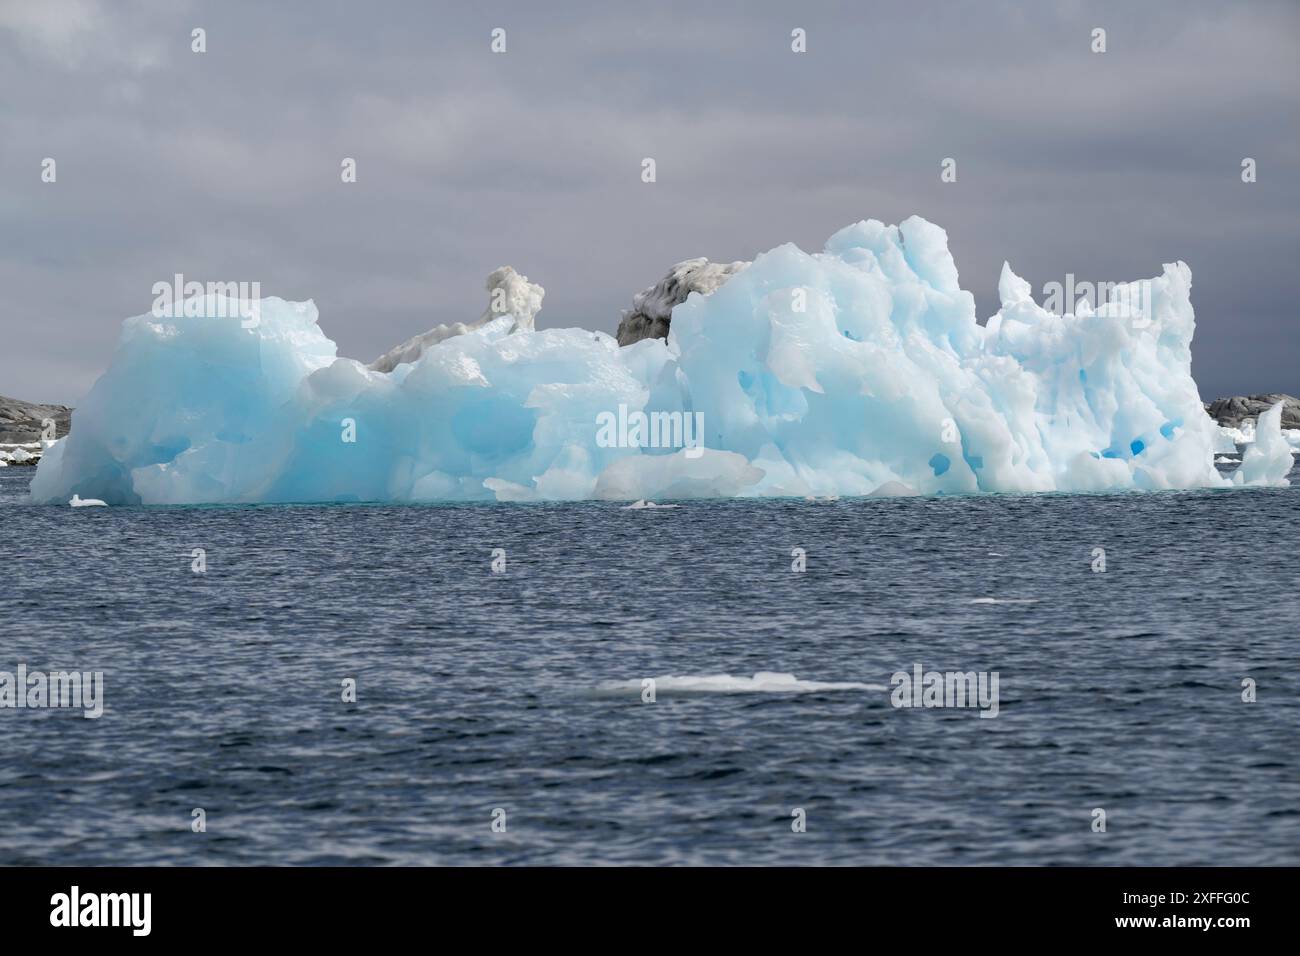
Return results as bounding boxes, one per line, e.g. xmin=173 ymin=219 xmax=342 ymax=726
xmin=1 ymin=0 xmax=1296 ymax=405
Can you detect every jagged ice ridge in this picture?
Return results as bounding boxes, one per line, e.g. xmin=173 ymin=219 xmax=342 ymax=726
xmin=29 ymin=216 xmax=1293 ymax=505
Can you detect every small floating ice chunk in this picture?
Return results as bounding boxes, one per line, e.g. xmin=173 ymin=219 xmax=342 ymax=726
xmin=597 ymin=671 xmax=881 ymax=695
xmin=969 ymin=597 xmax=1039 ymax=605
xmin=69 ymin=494 xmax=108 ymax=507
xmin=621 ymin=499 xmax=679 ymax=510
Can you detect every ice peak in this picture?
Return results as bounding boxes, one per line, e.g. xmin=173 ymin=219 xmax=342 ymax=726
xmin=368 ymin=266 xmax=543 ymax=373
xmin=997 ymin=262 xmax=1033 ymax=307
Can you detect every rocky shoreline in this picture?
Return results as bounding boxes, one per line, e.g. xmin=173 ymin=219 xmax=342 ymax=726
xmin=0 ymin=395 xmax=71 ymax=468
xmin=1204 ymin=393 xmax=1300 ymax=431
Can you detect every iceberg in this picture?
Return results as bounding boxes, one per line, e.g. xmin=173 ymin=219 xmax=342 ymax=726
xmin=29 ymin=216 xmax=1292 ymax=505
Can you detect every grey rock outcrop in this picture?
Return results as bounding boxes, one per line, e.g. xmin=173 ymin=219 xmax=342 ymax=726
xmin=615 ymin=258 xmax=749 ymax=347
xmin=0 ymin=394 xmax=71 ymax=443
xmin=1205 ymin=394 xmax=1300 ymax=431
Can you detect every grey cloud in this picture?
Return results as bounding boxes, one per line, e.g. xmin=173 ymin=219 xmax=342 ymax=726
xmin=1 ymin=0 xmax=1296 ymax=405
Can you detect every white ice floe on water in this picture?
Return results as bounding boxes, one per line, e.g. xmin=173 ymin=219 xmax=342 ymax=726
xmin=595 ymin=672 xmax=882 ymax=695
xmin=28 ymin=216 xmax=1295 ymax=505
xmin=969 ymin=597 xmax=1039 ymax=605
xmin=621 ymin=499 xmax=679 ymax=509
xmin=69 ymin=494 xmax=107 ymax=507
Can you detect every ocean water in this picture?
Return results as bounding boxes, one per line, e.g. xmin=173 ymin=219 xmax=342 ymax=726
xmin=1 ymin=464 xmax=1297 ymax=866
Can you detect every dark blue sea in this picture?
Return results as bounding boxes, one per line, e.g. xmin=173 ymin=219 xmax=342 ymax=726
xmin=1 ymin=464 xmax=1297 ymax=866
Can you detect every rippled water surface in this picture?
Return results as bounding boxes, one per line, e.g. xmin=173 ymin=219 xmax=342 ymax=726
xmin=1 ymin=465 xmax=1297 ymax=865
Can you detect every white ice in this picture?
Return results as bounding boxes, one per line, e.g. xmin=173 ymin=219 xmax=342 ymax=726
xmin=594 ymin=672 xmax=881 ymax=695
xmin=367 ymin=267 xmax=543 ymax=373
xmin=29 ymin=216 xmax=1293 ymax=505
xmin=1233 ymin=402 xmax=1293 ymax=487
